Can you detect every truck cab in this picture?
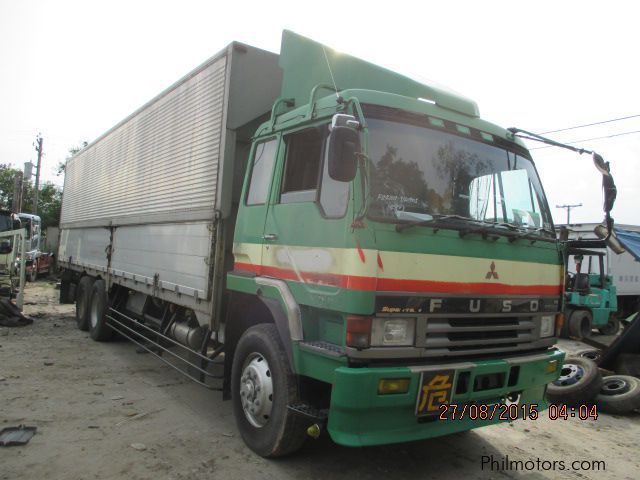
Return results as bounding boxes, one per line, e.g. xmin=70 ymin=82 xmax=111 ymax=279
xmin=228 ymin=48 xmax=565 ymax=451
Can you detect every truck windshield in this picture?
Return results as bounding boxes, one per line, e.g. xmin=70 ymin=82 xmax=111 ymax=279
xmin=367 ymin=117 xmax=554 ymax=234
xmin=0 ymin=214 xmax=12 ymax=232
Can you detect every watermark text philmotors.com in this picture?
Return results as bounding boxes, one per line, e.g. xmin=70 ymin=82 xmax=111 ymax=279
xmin=481 ymin=455 xmax=605 ymax=472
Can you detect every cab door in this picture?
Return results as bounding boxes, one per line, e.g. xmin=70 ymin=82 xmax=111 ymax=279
xmin=233 ymin=137 xmax=280 ymax=274
xmin=262 ymin=124 xmax=352 ymax=294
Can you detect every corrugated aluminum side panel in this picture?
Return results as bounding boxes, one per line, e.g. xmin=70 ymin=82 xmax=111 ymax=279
xmin=61 ymin=54 xmax=228 ymax=228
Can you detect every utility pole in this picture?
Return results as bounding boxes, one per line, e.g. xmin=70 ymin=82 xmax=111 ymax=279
xmin=556 ymin=203 xmax=582 ymax=225
xmin=33 ymin=134 xmax=43 ymax=215
xmin=12 ymin=171 xmax=23 ymax=213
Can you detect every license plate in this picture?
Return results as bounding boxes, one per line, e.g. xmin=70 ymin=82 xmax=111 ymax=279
xmin=415 ymin=369 xmax=455 ymax=416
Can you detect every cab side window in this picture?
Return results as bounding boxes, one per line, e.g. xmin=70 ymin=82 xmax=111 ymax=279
xmin=280 ymin=128 xmax=323 ymax=203
xmin=246 ymin=139 xmax=277 ymax=205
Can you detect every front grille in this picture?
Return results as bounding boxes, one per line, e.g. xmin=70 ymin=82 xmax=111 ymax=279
xmin=422 ymin=316 xmax=537 ymax=357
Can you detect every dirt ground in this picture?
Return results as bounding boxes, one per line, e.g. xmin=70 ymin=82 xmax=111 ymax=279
xmin=1 ymin=282 xmax=639 ymax=480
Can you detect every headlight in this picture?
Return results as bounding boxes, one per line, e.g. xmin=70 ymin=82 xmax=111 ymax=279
xmin=540 ymin=315 xmax=555 ymax=338
xmin=371 ymin=318 xmax=416 ymax=346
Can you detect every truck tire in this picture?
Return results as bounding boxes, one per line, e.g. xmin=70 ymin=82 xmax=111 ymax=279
xmin=598 ymin=315 xmax=620 ymax=336
xmin=75 ymin=276 xmax=94 ymax=331
xmin=231 ymin=324 xmax=306 ymax=457
xmin=88 ymin=279 xmax=113 ymax=342
xmin=595 ymin=375 xmax=640 ymax=414
xmin=574 ymin=349 xmax=602 ymax=363
xmin=546 ymin=357 xmax=602 ymax=405
xmin=568 ymin=310 xmax=593 ymax=339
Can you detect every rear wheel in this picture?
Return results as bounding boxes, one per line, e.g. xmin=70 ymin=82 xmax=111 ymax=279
xmin=569 ymin=310 xmax=593 ymax=339
xmin=75 ymin=276 xmax=94 ymax=331
xmin=88 ymin=279 xmax=113 ymax=342
xmin=231 ymin=324 xmax=307 ymax=457
xmin=598 ymin=315 xmax=620 ymax=336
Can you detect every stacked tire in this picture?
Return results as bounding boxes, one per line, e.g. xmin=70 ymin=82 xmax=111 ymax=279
xmin=547 ymin=355 xmax=640 ymax=414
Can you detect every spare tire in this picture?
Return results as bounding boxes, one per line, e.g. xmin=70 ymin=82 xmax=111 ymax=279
xmin=546 ymin=357 xmax=602 ymax=405
xmin=575 ymin=349 xmax=602 ymax=363
xmin=595 ymin=375 xmax=640 ymax=414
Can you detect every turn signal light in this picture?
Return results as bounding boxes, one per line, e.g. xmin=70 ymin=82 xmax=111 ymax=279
xmin=378 ymin=378 xmax=410 ymax=395
xmin=546 ymin=360 xmax=559 ymax=374
xmin=346 ymin=315 xmax=372 ymax=349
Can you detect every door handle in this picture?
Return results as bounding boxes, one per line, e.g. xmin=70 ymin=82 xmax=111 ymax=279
xmin=263 ymin=233 xmax=278 ymax=241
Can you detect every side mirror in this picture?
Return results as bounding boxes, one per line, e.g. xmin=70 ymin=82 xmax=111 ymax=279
xmin=594 ymin=224 xmax=626 ymax=254
xmin=328 ymin=126 xmax=360 ymax=182
xmin=593 ymin=153 xmax=617 ymax=214
xmin=0 ymin=239 xmax=12 ymax=254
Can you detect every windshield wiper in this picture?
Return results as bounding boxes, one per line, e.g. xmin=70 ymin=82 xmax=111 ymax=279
xmin=395 ymin=214 xmax=471 ymax=232
xmin=506 ymin=226 xmax=556 ymax=243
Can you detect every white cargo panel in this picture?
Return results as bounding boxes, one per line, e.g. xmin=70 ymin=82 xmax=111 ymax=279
xmin=58 ymin=42 xmax=283 ymax=325
xmin=110 ymin=222 xmax=212 ymax=300
xmin=58 ymin=228 xmax=112 ymax=273
xmin=61 ymin=55 xmax=228 ymax=228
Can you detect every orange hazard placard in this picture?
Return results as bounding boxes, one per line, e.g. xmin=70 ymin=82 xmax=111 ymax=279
xmin=415 ymin=370 xmax=455 ymax=416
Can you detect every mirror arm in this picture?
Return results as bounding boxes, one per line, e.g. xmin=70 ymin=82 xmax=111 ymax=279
xmin=508 ymin=127 xmax=617 ymax=238
xmin=342 ymin=96 xmax=367 ymax=130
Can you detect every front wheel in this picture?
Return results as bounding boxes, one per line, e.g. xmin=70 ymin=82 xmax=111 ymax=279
xmin=231 ymin=324 xmax=307 ymax=457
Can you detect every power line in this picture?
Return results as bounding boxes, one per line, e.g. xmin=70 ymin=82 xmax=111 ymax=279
xmin=529 ymin=129 xmax=640 ymax=150
xmin=538 ymin=114 xmax=640 ymax=135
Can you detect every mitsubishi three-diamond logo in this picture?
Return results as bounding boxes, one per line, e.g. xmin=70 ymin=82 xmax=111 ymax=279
xmin=485 ymin=261 xmax=499 ymax=280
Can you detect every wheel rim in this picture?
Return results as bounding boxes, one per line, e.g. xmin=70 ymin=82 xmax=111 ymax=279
xmin=601 ymin=378 xmax=630 ymax=396
xmin=553 ymin=364 xmax=585 ymax=386
xmin=240 ymin=353 xmax=274 ymax=428
xmin=579 ymin=350 xmax=601 ymax=362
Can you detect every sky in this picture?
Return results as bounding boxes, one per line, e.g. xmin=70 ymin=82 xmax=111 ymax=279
xmin=1 ymin=0 xmax=638 ymax=226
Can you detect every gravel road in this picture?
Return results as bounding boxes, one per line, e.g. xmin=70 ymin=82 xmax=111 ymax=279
xmin=1 ymin=282 xmax=639 ymax=479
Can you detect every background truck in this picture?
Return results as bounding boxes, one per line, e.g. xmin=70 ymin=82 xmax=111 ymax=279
xmin=563 ymin=223 xmax=640 ymax=318
xmin=0 ymin=210 xmax=27 ymax=307
xmin=16 ymin=213 xmax=55 ymax=281
xmin=58 ymin=30 xmax=607 ymax=457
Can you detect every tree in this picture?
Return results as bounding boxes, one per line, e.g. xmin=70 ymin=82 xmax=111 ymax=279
xmin=0 ymin=165 xmax=63 ymax=230
xmin=56 ymin=141 xmax=87 ymax=176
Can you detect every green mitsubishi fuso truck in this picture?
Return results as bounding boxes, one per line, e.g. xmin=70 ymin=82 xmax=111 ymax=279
xmin=58 ymin=31 xmax=568 ymax=457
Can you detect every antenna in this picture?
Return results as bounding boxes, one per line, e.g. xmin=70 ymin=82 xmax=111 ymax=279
xmin=321 ymin=45 xmax=340 ymax=100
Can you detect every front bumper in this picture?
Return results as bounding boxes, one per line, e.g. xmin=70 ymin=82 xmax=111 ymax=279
xmin=327 ymin=348 xmax=565 ymax=447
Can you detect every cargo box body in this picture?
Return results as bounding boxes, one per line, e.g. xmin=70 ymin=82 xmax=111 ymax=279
xmin=58 ymin=43 xmax=282 ymax=326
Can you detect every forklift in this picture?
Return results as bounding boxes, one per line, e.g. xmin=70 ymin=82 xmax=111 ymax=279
xmin=563 ymin=242 xmax=619 ymax=338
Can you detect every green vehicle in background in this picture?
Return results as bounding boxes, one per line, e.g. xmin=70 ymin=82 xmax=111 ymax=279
xmin=58 ymin=31 xmax=618 ymax=457
xmin=563 ymin=245 xmax=619 ymax=338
